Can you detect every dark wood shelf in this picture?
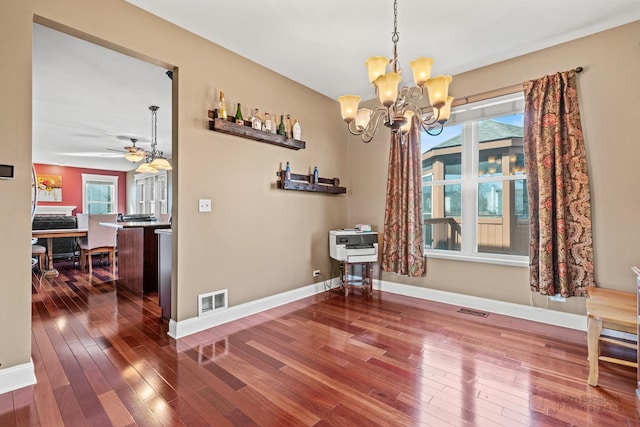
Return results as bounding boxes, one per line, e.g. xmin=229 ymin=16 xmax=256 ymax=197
xmin=208 ymin=110 xmax=305 ymax=150
xmin=276 ymin=170 xmax=346 ymax=194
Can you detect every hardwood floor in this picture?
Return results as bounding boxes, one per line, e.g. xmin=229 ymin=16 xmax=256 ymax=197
xmin=1 ymin=262 xmax=639 ymax=426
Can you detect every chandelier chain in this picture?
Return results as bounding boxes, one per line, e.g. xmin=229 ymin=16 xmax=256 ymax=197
xmin=391 ymin=0 xmax=399 ymax=73
xmin=150 ymin=105 xmax=159 ymax=156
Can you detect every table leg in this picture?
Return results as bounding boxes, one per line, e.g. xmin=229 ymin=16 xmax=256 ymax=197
xmin=587 ymin=316 xmax=603 ymax=386
xmin=43 ymin=237 xmax=59 ymax=277
xmin=367 ymin=262 xmax=373 ymax=297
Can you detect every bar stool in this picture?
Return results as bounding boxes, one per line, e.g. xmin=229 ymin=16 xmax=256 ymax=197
xmin=31 ymin=243 xmax=46 ymax=272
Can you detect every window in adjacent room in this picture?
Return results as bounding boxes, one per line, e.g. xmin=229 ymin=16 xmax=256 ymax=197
xmin=421 ymin=92 xmax=528 ymax=265
xmin=134 ymin=170 xmax=168 ymax=215
xmin=82 ymin=173 xmax=118 ymax=214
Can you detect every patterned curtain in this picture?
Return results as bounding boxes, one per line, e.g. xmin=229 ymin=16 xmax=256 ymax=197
xmin=523 ymin=70 xmax=595 ymax=297
xmin=381 ymin=119 xmax=426 ymax=277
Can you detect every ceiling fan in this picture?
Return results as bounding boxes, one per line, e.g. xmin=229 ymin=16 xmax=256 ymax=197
xmin=106 ymin=137 xmax=147 ymax=162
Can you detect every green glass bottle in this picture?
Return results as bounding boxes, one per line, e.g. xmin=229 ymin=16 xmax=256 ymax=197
xmin=235 ymin=103 xmax=244 ymax=125
xmin=278 ymin=115 xmax=286 ymax=135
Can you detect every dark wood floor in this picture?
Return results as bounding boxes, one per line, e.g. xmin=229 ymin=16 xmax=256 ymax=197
xmin=1 ymin=262 xmax=639 ymax=426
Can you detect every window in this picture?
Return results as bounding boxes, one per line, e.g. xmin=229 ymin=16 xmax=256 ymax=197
xmin=421 ymin=93 xmax=528 ymax=265
xmin=134 ymin=171 xmax=168 ymax=215
xmin=82 ymin=174 xmax=118 ymax=214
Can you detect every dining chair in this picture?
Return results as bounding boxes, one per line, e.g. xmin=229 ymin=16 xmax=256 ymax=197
xmin=31 ymin=237 xmax=46 ymax=283
xmin=76 ymin=213 xmax=117 ymax=274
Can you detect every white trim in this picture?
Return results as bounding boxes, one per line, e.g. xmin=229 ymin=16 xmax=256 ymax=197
xmin=168 ymin=277 xmax=587 ymax=339
xmin=34 ymin=205 xmax=76 ymax=216
xmin=373 ymin=279 xmax=586 ymax=331
xmin=0 ymin=359 xmax=36 ymax=395
xmin=168 ymin=279 xmax=340 ymax=339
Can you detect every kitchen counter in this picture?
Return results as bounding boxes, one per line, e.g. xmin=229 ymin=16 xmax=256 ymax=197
xmin=100 ymin=221 xmax=171 ymax=294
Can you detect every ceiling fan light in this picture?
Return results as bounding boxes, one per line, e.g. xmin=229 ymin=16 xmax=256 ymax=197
xmin=124 ymin=151 xmax=145 ymax=163
xmin=150 ymin=157 xmax=172 ymax=170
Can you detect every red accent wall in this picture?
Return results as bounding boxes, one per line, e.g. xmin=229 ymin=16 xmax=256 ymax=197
xmin=34 ymin=163 xmax=127 ymax=214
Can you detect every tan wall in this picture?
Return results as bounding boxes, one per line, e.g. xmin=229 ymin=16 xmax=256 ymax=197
xmin=0 ymin=0 xmax=348 ymax=372
xmin=348 ymin=20 xmax=640 ymax=316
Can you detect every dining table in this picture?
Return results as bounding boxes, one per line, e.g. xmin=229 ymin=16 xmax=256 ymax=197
xmin=32 ymin=228 xmax=88 ymax=277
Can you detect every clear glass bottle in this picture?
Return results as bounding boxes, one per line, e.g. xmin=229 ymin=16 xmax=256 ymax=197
xmin=217 ymin=89 xmax=227 ymax=120
xmin=235 ymin=103 xmax=243 ymax=125
xmin=263 ymin=113 xmax=272 ymax=132
xmin=292 ymin=118 xmax=301 ymax=140
xmin=251 ymin=108 xmax=263 ymax=130
xmin=313 ymin=166 xmax=318 ymax=184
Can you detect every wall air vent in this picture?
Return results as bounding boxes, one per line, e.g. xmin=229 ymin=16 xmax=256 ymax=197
xmin=198 ymin=289 xmax=228 ymax=316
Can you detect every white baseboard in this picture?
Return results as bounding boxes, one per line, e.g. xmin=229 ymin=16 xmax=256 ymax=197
xmin=374 ymin=279 xmax=587 ymax=331
xmin=0 ymin=359 xmax=36 ymax=395
xmin=169 ymin=279 xmax=341 ymax=339
xmin=169 ymin=277 xmax=589 ymax=339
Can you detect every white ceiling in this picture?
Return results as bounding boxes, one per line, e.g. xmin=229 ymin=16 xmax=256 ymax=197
xmin=32 ymin=24 xmax=173 ymax=172
xmin=33 ymin=1 xmax=640 ymax=171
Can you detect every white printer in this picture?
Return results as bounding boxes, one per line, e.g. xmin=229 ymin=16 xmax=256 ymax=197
xmin=329 ymin=229 xmax=378 ymax=263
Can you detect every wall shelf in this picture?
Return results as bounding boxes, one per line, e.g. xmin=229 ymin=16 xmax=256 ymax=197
xmin=208 ymin=110 xmax=305 ymax=150
xmin=276 ymin=170 xmax=346 ymax=194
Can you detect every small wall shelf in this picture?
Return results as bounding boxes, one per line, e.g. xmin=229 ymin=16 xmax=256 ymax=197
xmin=208 ymin=110 xmax=305 ymax=150
xmin=276 ymin=170 xmax=346 ymax=194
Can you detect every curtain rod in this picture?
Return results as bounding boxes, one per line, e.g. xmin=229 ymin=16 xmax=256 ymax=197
xmin=452 ymin=66 xmax=583 ymax=108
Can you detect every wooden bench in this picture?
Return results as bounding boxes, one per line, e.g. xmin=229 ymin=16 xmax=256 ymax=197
xmin=586 ymin=287 xmax=637 ymax=386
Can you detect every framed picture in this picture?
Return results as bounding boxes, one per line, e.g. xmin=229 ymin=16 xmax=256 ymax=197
xmin=37 ymin=174 xmax=63 ymax=202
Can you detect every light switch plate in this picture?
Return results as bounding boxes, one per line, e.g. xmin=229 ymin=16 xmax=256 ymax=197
xmin=199 ymin=199 xmax=211 ymax=212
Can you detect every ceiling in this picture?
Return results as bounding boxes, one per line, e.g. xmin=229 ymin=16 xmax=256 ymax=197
xmin=32 ymin=24 xmax=173 ymax=172
xmin=33 ymin=1 xmax=640 ymax=171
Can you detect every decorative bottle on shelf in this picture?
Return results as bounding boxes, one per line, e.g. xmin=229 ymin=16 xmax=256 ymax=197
xmin=251 ymin=108 xmax=263 ymax=130
xmin=313 ymin=166 xmax=318 ymax=184
xmin=235 ymin=103 xmax=244 ymax=125
xmin=263 ymin=113 xmax=272 ymax=132
xmin=286 ymin=114 xmax=293 ymax=138
xmin=217 ymin=90 xmax=227 ymax=120
xmin=285 ymin=161 xmax=291 ymax=180
xmin=292 ymin=118 xmax=301 ymax=140
xmin=271 ymin=113 xmax=277 ymax=134
xmin=278 ymin=115 xmax=286 ymax=135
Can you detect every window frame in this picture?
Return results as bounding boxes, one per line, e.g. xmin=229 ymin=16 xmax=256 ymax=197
xmin=82 ymin=173 xmax=118 ymax=214
xmin=134 ymin=170 xmax=168 ymax=215
xmin=422 ymin=93 xmax=529 ymax=267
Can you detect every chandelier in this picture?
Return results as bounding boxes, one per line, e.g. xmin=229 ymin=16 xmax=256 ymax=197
xmin=135 ymin=105 xmax=172 ymax=173
xmin=338 ymin=0 xmax=454 ymax=143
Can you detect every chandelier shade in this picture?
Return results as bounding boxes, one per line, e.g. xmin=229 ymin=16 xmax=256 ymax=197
xmin=338 ymin=0 xmax=454 ymax=142
xmin=375 ymin=73 xmax=402 ymax=107
xmin=408 ymin=57 xmax=433 ymax=87
xmin=338 ymin=95 xmax=361 ymax=122
xmin=365 ymin=56 xmax=389 ymax=83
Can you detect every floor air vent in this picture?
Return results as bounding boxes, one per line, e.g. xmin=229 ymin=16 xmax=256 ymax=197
xmin=198 ymin=289 xmax=228 ymax=316
xmin=458 ymin=308 xmax=489 ymax=318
